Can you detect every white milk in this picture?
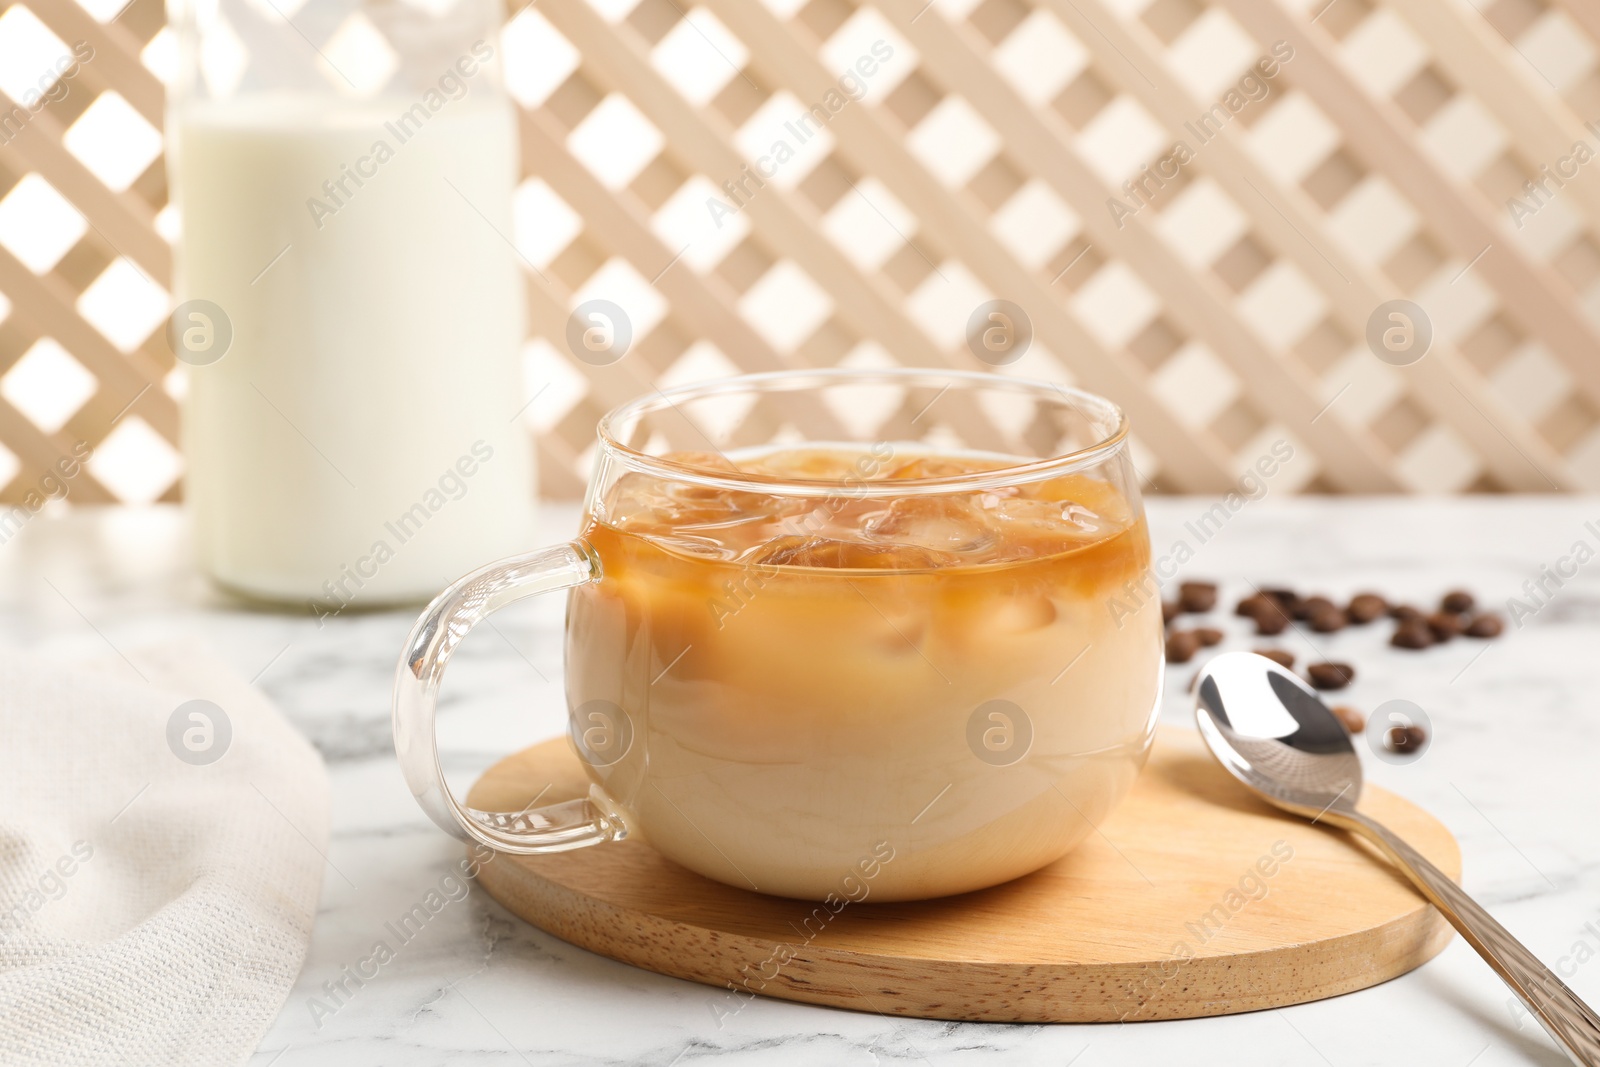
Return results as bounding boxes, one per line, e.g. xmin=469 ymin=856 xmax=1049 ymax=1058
xmin=172 ymin=93 xmax=534 ymax=608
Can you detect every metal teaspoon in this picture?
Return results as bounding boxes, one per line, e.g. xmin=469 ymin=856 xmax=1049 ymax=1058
xmin=1194 ymin=651 xmax=1600 ymax=1066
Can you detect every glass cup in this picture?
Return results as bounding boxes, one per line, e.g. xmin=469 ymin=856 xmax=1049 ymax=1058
xmin=394 ymin=369 xmax=1164 ymax=902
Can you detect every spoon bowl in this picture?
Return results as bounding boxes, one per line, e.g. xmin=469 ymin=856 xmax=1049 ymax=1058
xmin=1194 ymin=652 xmax=1361 ymax=821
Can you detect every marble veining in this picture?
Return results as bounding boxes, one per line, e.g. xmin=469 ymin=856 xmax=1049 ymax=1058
xmin=2 ymin=499 xmax=1597 ymax=1066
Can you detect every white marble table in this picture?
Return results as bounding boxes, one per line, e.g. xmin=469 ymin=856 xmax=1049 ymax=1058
xmin=5 ymin=498 xmax=1598 ymax=1066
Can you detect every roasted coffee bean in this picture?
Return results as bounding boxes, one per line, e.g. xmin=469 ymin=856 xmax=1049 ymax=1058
xmin=1195 ymin=627 xmax=1224 ymax=647
xmin=1162 ymin=600 xmax=1180 ymax=625
xmin=1464 ymin=613 xmax=1503 ymax=638
xmin=1179 ymin=581 xmax=1218 ymax=613
xmin=1390 ymin=604 xmax=1425 ymax=625
xmin=1391 ymin=620 xmax=1434 ymax=649
xmin=1426 ymin=611 xmax=1461 ymax=641
xmin=1260 ymin=588 xmax=1299 ymax=614
xmin=1383 ymin=724 xmax=1428 ymax=756
xmin=1236 ymin=593 xmax=1273 ymax=617
xmin=1254 ymin=648 xmax=1295 ymax=669
xmin=1236 ymin=592 xmax=1291 ymax=632
xmin=1253 ymin=608 xmax=1289 ymax=635
xmin=1294 ymin=595 xmax=1337 ymax=621
xmin=1308 ymin=606 xmax=1348 ymax=633
xmin=1166 ymin=630 xmax=1202 ymax=663
xmin=1347 ymin=593 xmax=1388 ymax=624
xmin=1332 ymin=705 xmax=1365 ymax=734
xmin=1441 ymin=590 xmax=1475 ymax=615
xmin=1306 ymin=661 xmax=1355 ymax=689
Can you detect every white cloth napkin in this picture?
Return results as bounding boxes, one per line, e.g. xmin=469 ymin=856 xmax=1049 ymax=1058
xmin=0 ymin=645 xmax=329 ymax=1066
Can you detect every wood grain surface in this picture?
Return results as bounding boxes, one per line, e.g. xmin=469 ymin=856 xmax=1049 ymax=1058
xmin=465 ymin=724 xmax=1459 ymax=1022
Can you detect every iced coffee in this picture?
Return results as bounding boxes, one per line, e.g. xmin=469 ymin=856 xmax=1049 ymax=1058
xmin=565 ymin=446 xmax=1161 ymax=901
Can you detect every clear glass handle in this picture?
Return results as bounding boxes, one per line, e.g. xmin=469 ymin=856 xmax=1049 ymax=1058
xmin=392 ymin=540 xmax=631 ymax=854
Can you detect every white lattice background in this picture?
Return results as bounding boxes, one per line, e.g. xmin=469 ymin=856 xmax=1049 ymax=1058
xmin=4 ymin=0 xmax=1600 ymax=501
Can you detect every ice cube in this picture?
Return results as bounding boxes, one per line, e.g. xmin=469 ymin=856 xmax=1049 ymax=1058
xmin=985 ymin=590 xmax=1059 ymax=632
xmin=981 ymin=496 xmax=1106 ymax=535
xmin=644 ymin=531 xmax=742 ymax=560
xmin=862 ymin=497 xmax=997 ymax=555
xmin=884 ymin=456 xmax=999 ymax=480
xmin=740 ymin=448 xmax=881 ymax=481
xmin=604 ymin=469 xmax=799 ymax=532
xmin=746 ymin=535 xmax=956 ymax=570
xmin=1028 ymin=474 xmax=1130 ymax=524
xmin=602 ymin=473 xmax=728 ymax=527
xmin=973 ymin=495 xmax=1114 ymax=561
xmin=602 ymin=472 xmax=677 ymax=524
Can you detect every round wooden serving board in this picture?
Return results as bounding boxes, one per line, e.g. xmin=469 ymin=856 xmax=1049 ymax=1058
xmin=466 ymin=725 xmax=1459 ymax=1022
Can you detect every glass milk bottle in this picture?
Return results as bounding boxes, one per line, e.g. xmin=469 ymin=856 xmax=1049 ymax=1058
xmin=168 ymin=0 xmax=533 ymax=610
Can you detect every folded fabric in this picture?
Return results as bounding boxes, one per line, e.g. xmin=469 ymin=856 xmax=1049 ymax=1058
xmin=0 ymin=645 xmax=329 ymax=1066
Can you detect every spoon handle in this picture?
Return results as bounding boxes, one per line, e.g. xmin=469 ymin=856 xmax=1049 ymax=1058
xmin=1343 ymin=810 xmax=1600 ymax=1066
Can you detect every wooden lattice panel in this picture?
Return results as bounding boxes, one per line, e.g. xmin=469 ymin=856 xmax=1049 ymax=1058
xmin=3 ymin=0 xmax=1600 ymax=502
